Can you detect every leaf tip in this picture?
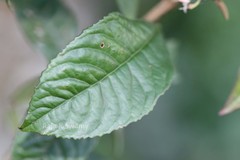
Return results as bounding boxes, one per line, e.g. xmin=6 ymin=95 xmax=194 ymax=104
xmin=218 ymin=107 xmax=232 ymax=116
xmin=18 ymin=125 xmax=24 ymax=131
xmin=18 ymin=121 xmax=29 ymax=131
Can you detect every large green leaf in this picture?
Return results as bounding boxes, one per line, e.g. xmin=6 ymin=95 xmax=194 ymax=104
xmin=12 ymin=132 xmax=97 ymax=160
xmin=20 ymin=13 xmax=173 ymax=139
xmin=116 ymin=0 xmax=139 ymax=18
xmin=10 ymin=0 xmax=78 ymax=60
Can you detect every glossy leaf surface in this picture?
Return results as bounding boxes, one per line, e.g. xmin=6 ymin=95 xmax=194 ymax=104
xmin=20 ymin=13 xmax=173 ymax=139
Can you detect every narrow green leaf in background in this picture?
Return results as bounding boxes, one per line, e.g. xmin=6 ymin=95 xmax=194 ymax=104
xmin=116 ymin=0 xmax=139 ymax=19
xmin=20 ymin=13 xmax=173 ymax=139
xmin=8 ymin=78 xmax=38 ymax=128
xmin=219 ymin=70 xmax=240 ymax=115
xmin=11 ymin=78 xmax=38 ymax=106
xmin=10 ymin=0 xmax=78 ymax=60
xmin=12 ymin=132 xmax=97 ymax=160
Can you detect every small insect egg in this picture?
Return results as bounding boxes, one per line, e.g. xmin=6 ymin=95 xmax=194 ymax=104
xmin=100 ymin=42 xmax=105 ymax=48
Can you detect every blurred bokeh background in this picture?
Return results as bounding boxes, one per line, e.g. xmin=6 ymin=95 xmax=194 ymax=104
xmin=1 ymin=0 xmax=240 ymax=159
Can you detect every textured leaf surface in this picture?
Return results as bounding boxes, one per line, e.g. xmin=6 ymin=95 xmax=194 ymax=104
xmin=219 ymin=71 xmax=240 ymax=115
xmin=20 ymin=13 xmax=173 ymax=139
xmin=116 ymin=0 xmax=139 ymax=18
xmin=12 ymin=132 xmax=97 ymax=160
xmin=10 ymin=0 xmax=77 ymax=60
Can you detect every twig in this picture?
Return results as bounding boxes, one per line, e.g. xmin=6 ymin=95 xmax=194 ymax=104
xmin=214 ymin=0 xmax=229 ymax=20
xmin=144 ymin=0 xmax=177 ymax=22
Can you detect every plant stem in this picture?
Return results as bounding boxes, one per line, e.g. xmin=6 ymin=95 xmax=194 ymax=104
xmin=113 ymin=129 xmax=125 ymax=159
xmin=144 ymin=0 xmax=177 ymax=22
xmin=214 ymin=0 xmax=229 ymax=20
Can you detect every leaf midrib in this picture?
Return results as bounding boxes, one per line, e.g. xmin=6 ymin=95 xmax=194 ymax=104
xmin=22 ymin=25 xmax=159 ymax=130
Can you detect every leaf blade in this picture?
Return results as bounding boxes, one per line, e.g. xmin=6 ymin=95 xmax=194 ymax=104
xmin=219 ymin=71 xmax=240 ymax=115
xmin=12 ymin=132 xmax=97 ymax=160
xmin=20 ymin=13 xmax=173 ymax=139
xmin=10 ymin=0 xmax=78 ymax=61
xmin=116 ymin=0 xmax=139 ymax=18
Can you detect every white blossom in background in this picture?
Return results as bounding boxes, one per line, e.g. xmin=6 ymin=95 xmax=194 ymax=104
xmin=178 ymin=0 xmax=191 ymax=13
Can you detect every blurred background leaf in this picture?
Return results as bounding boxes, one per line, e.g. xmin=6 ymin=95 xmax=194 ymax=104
xmin=8 ymin=77 xmax=38 ymax=129
xmin=12 ymin=132 xmax=98 ymax=160
xmin=9 ymin=0 xmax=78 ymax=61
xmin=116 ymin=0 xmax=139 ymax=18
xmin=11 ymin=78 xmax=38 ymax=105
xmin=122 ymin=1 xmax=240 ymax=160
xmin=219 ymin=71 xmax=240 ymax=115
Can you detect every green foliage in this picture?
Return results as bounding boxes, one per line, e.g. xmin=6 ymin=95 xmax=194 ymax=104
xmin=5 ymin=0 xmax=238 ymax=159
xmin=10 ymin=0 xmax=78 ymax=60
xmin=123 ymin=1 xmax=240 ymax=159
xmin=12 ymin=132 xmax=97 ymax=160
xmin=20 ymin=13 xmax=173 ymax=139
xmin=116 ymin=0 xmax=139 ymax=18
